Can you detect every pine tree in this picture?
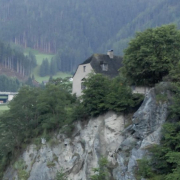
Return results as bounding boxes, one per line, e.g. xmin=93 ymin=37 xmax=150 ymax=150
xmin=50 ymin=58 xmax=57 ymax=75
xmin=39 ymin=58 xmax=49 ymax=77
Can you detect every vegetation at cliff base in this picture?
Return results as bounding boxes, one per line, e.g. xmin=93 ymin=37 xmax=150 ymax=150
xmin=90 ymin=157 xmax=109 ymax=180
xmin=56 ymin=169 xmax=67 ymax=180
xmin=136 ymin=120 xmax=180 ymax=180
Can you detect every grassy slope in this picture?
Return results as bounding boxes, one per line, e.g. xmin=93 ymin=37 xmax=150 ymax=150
xmin=24 ymin=48 xmax=71 ymax=83
xmin=0 ymin=104 xmax=9 ymax=115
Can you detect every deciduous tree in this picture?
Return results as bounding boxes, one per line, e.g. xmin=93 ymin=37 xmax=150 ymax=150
xmin=122 ymin=24 xmax=180 ymax=86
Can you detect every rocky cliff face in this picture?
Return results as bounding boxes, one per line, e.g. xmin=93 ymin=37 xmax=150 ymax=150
xmin=3 ymin=88 xmax=169 ymax=180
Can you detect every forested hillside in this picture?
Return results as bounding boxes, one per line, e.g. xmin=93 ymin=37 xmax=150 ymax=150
xmin=0 ymin=41 xmax=36 ymax=77
xmin=0 ymin=0 xmax=168 ymax=72
xmin=0 ymin=0 xmax=180 ymax=72
xmin=106 ymin=0 xmax=180 ymax=55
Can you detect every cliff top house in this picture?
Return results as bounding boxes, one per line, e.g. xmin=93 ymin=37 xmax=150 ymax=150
xmin=72 ymin=50 xmax=123 ymax=96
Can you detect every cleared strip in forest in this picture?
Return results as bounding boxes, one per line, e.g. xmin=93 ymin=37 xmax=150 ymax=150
xmin=24 ymin=48 xmax=71 ymax=83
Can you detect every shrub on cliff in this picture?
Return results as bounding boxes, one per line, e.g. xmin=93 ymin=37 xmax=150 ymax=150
xmin=90 ymin=157 xmax=109 ymax=180
xmin=81 ymin=73 xmax=110 ymax=116
xmin=81 ymin=74 xmax=144 ymax=116
xmin=105 ymin=76 xmax=142 ymax=112
xmin=0 ymin=78 xmax=76 ymax=178
xmin=56 ymin=169 xmax=67 ymax=180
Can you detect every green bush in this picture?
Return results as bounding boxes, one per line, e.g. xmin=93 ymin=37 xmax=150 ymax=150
xmin=0 ymin=78 xmax=77 ymax=178
xmin=136 ymin=158 xmax=153 ymax=179
xmin=170 ymin=84 xmax=180 ymax=118
xmin=81 ymin=74 xmax=144 ymax=116
xmin=122 ymin=24 xmax=180 ymax=86
xmin=138 ymin=122 xmax=180 ymax=179
xmin=82 ymin=73 xmax=110 ymax=116
xmin=90 ymin=157 xmax=109 ymax=180
xmin=14 ymin=160 xmax=29 ymax=180
xmin=56 ymin=169 xmax=67 ymax=180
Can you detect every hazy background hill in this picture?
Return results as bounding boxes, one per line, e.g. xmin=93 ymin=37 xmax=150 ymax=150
xmin=0 ymin=0 xmax=180 ymax=73
xmin=105 ymin=0 xmax=180 ymax=55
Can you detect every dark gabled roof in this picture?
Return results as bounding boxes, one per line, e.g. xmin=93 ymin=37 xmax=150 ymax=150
xmin=80 ymin=54 xmax=123 ymax=78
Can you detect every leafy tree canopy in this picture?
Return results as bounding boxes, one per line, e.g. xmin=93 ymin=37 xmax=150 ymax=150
xmin=0 ymin=78 xmax=76 ymax=177
xmin=81 ymin=73 xmax=144 ymax=117
xmin=122 ymin=24 xmax=180 ymax=86
xmin=81 ymin=73 xmax=110 ymax=116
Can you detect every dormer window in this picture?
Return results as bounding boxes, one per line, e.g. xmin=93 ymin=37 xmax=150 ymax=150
xmin=102 ymin=63 xmax=108 ymax=71
xmin=100 ymin=62 xmax=108 ymax=71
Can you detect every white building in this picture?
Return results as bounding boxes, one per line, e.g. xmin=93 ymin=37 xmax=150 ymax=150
xmin=72 ymin=51 xmax=123 ymax=96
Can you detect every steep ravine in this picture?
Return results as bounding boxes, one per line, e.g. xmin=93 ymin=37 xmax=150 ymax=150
xmin=3 ymin=88 xmax=168 ymax=180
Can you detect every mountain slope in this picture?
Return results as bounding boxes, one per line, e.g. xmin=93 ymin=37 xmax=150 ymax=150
xmin=0 ymin=0 xmax=179 ymax=72
xmin=104 ymin=0 xmax=180 ymax=55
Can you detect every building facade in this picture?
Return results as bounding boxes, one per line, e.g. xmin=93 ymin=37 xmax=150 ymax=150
xmin=72 ymin=51 xmax=123 ymax=96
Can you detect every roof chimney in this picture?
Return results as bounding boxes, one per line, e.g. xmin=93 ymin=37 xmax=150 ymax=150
xmin=107 ymin=50 xmax=114 ymax=59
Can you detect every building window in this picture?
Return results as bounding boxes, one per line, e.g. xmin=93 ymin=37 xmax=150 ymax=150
xmin=100 ymin=61 xmax=108 ymax=71
xmin=81 ymin=78 xmax=86 ymax=90
xmin=81 ymin=82 xmax=86 ymax=90
xmin=83 ymin=66 xmax=86 ymax=72
xmin=101 ymin=63 xmax=108 ymax=71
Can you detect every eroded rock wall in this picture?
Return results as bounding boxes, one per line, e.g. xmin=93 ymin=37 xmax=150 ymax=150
xmin=3 ymin=88 xmax=168 ymax=180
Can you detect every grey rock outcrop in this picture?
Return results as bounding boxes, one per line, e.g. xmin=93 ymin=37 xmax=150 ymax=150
xmin=113 ymin=88 xmax=168 ymax=180
xmin=3 ymin=88 xmax=169 ymax=180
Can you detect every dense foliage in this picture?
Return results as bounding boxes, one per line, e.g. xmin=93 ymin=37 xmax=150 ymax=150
xmin=0 ymin=75 xmax=21 ymax=91
xmin=39 ymin=58 xmax=50 ymax=77
xmin=122 ymin=24 xmax=180 ymax=86
xmin=1 ymin=0 xmax=180 ymax=72
xmin=0 ymin=41 xmax=37 ymax=76
xmin=81 ymin=74 xmax=144 ymax=116
xmin=137 ymin=121 xmax=180 ymax=180
xmin=0 ymin=79 xmax=76 ymax=178
xmin=39 ymin=57 xmax=59 ymax=77
xmin=151 ymin=122 xmax=180 ymax=179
